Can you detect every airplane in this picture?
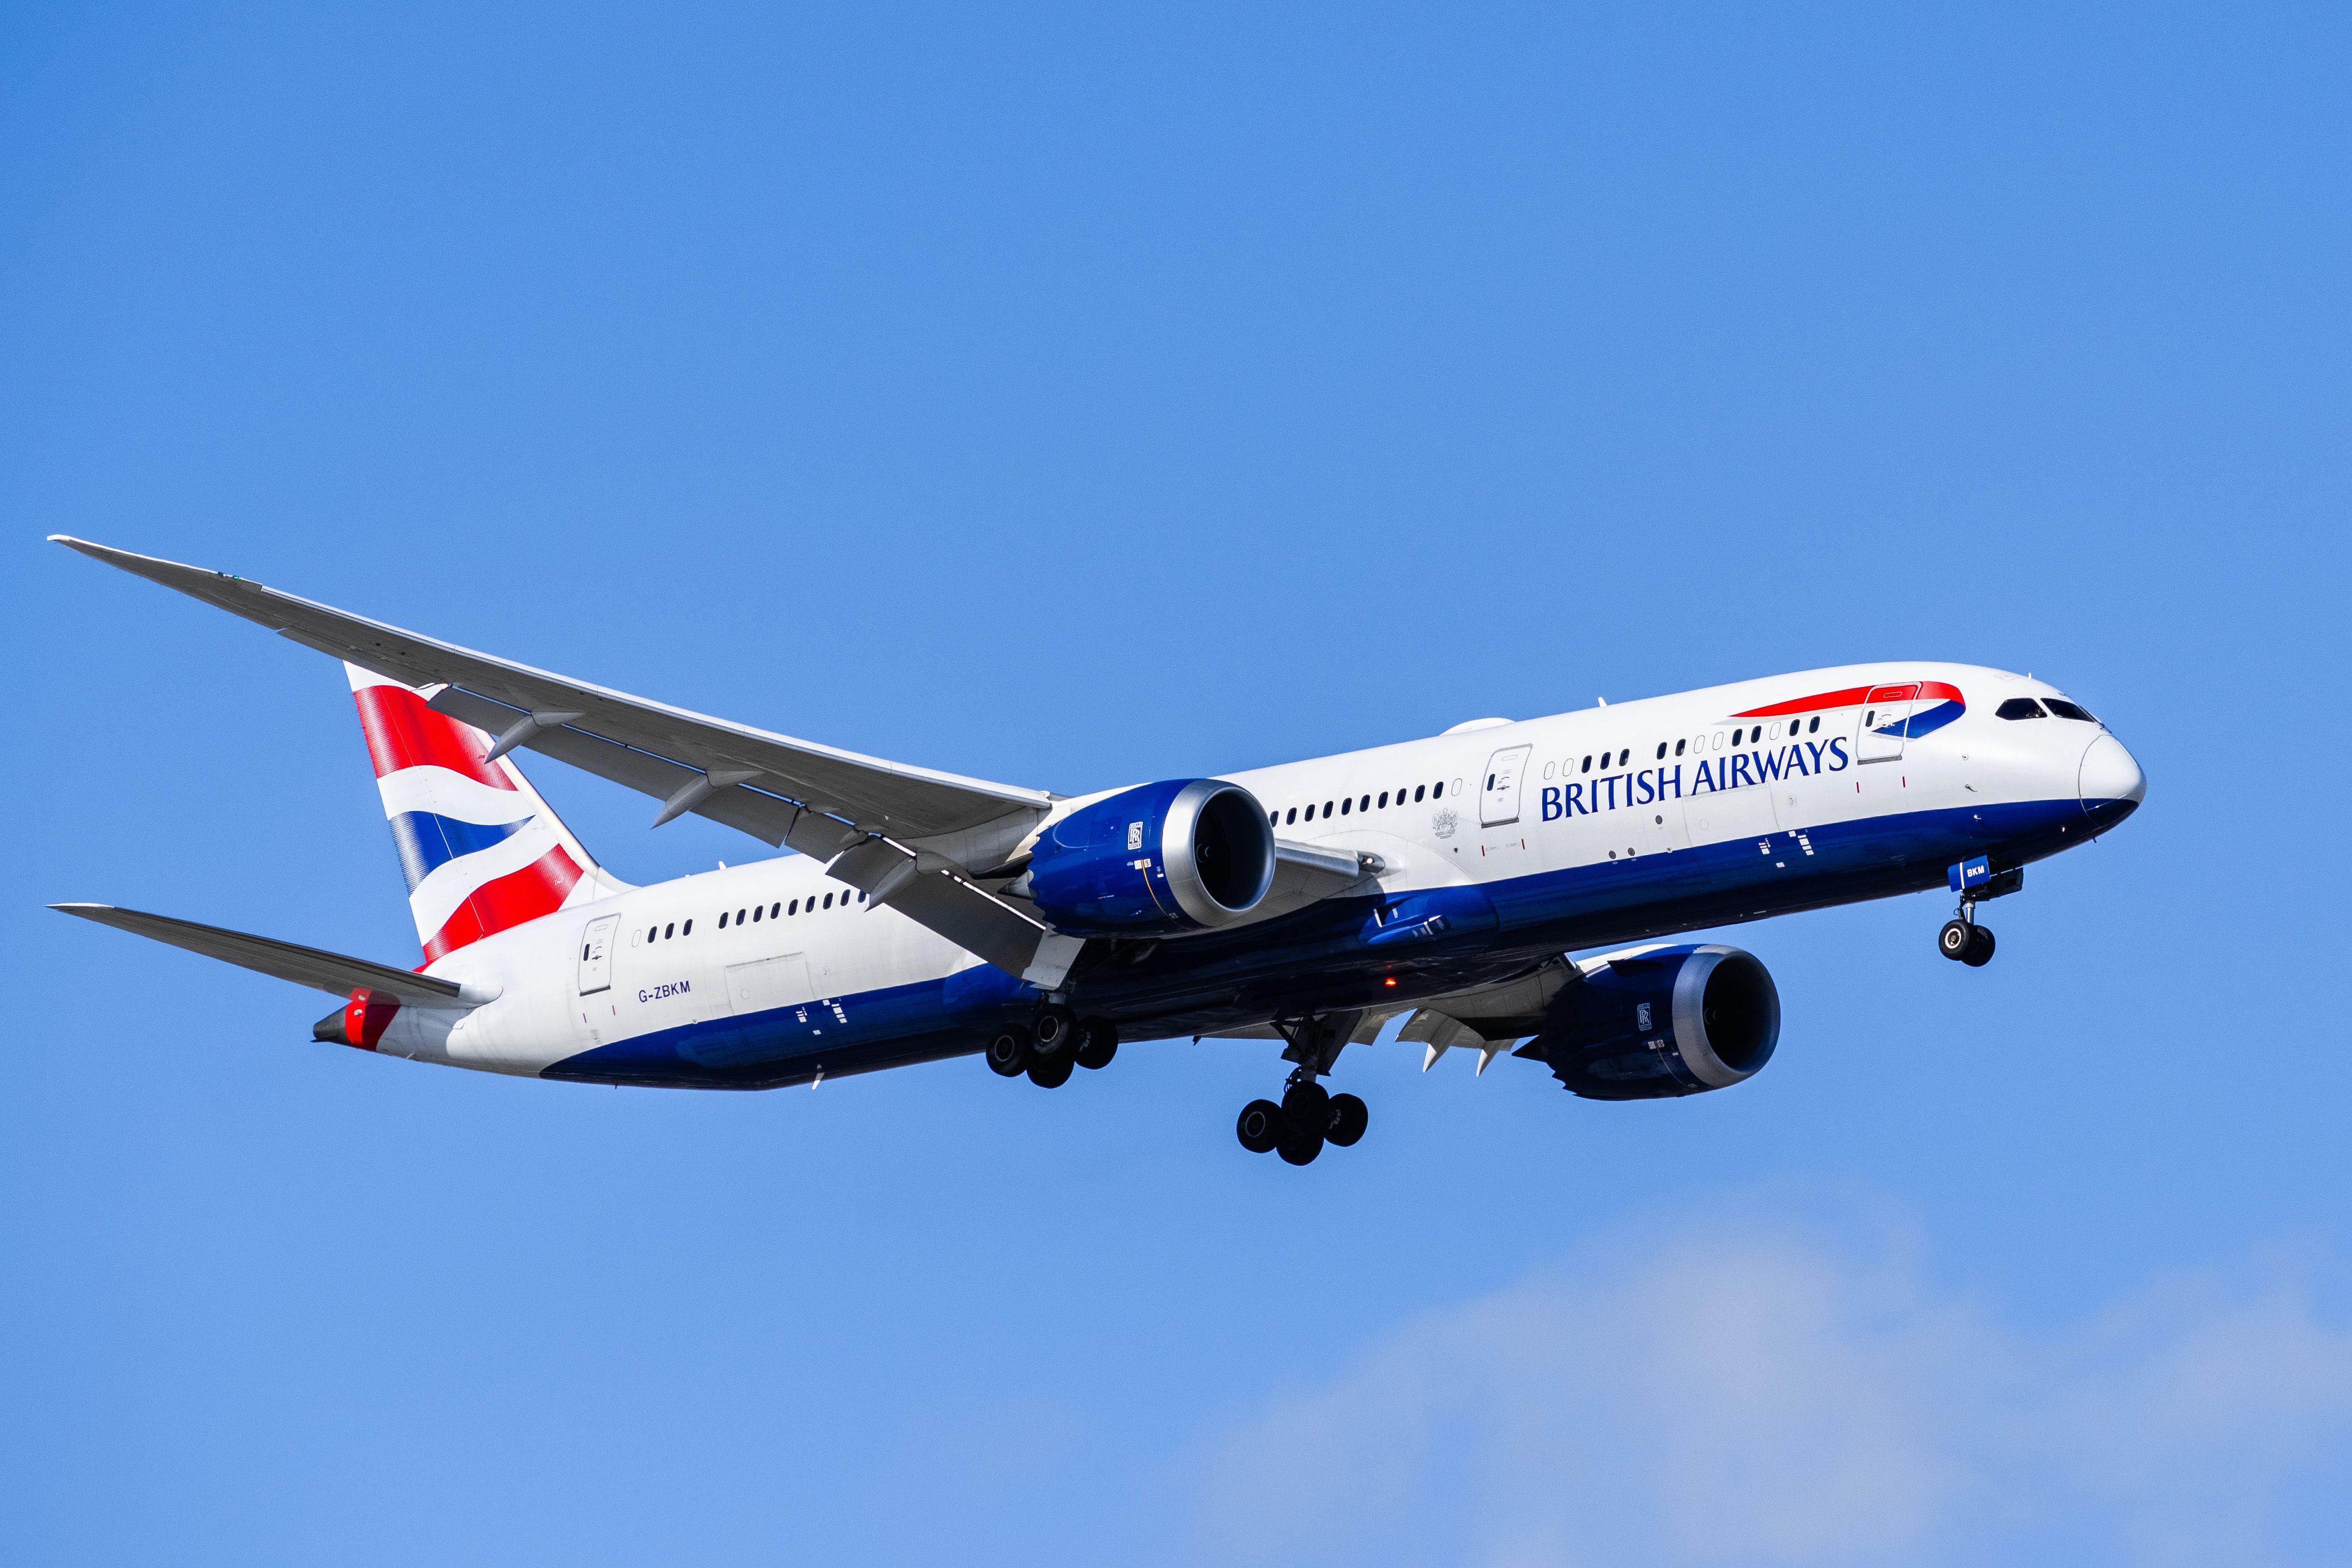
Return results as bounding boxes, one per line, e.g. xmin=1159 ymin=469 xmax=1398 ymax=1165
xmin=47 ymin=536 xmax=2146 ymax=1166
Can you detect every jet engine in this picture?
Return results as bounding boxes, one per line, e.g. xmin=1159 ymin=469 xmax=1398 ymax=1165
xmin=1021 ymin=779 xmax=1276 ymax=935
xmin=1530 ymin=944 xmax=1779 ymax=1099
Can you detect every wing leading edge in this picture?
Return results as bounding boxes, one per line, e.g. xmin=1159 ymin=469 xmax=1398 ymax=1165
xmin=53 ymin=537 xmax=1073 ymax=984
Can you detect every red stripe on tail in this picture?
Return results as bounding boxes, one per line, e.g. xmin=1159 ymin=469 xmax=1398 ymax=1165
xmin=353 ymin=684 xmax=516 ymax=788
xmin=422 ymin=844 xmax=583 ymax=961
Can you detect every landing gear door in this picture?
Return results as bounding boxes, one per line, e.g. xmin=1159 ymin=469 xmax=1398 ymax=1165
xmin=577 ymin=914 xmax=621 ymax=995
xmin=1856 ymin=684 xmax=1921 ymax=765
xmin=1480 ymin=745 xmax=1534 ymax=827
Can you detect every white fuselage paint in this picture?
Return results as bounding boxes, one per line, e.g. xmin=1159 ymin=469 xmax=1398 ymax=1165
xmin=397 ymin=662 xmax=2129 ymax=1078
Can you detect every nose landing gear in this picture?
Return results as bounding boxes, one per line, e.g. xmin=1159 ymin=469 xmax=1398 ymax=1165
xmin=1939 ymin=858 xmax=2022 ymax=968
xmin=1939 ymin=910 xmax=1996 ymax=967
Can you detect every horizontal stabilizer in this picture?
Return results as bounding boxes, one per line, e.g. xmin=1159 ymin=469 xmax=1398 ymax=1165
xmin=50 ymin=903 xmax=480 ymax=1007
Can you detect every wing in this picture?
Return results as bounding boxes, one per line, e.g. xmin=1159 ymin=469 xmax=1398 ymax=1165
xmin=54 ymin=537 xmax=1073 ymax=984
xmin=52 ymin=903 xmax=478 ymax=1007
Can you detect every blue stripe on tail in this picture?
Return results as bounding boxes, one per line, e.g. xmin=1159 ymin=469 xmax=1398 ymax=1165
xmin=386 ymin=810 xmax=531 ymax=893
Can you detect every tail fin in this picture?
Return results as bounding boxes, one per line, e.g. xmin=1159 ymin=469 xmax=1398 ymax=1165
xmin=346 ymin=663 xmax=630 ymax=961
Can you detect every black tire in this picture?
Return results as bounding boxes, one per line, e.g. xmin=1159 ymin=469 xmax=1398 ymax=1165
xmin=1938 ymin=919 xmax=1973 ymax=961
xmin=1032 ymin=1005 xmax=1075 ymax=1055
xmin=1962 ymin=925 xmax=1996 ymax=968
xmin=985 ymin=1025 xmax=1031 ymax=1077
xmin=1326 ymin=1093 xmax=1369 ymax=1148
xmin=1281 ymin=1080 xmax=1331 ymax=1137
xmin=1276 ymin=1130 xmax=1324 ymax=1165
xmin=1073 ymin=1018 xmax=1119 ymax=1070
xmin=1027 ymin=1051 xmax=1075 ymax=1088
xmin=1236 ymin=1099 xmax=1284 ymax=1153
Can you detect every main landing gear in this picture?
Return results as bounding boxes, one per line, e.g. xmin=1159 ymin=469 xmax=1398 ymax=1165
xmin=985 ymin=1004 xmax=1118 ymax=1088
xmin=1938 ymin=908 xmax=1996 ymax=968
xmin=1236 ymin=1081 xmax=1367 ymax=1165
xmin=1236 ymin=1012 xmax=1369 ymax=1166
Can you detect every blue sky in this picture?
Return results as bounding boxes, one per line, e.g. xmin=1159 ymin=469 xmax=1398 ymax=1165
xmin=3 ymin=5 xmax=2347 ymax=1563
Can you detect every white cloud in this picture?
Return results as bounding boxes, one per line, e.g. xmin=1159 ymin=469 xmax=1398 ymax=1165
xmin=1178 ymin=1221 xmax=2352 ymax=1567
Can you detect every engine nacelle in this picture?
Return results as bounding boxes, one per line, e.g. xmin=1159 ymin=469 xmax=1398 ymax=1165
xmin=1023 ymin=778 xmax=1276 ymax=935
xmin=1530 ymin=944 xmax=1780 ymax=1100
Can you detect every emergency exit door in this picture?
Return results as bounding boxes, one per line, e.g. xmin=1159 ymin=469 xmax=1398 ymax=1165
xmin=1480 ymin=745 xmax=1534 ymax=827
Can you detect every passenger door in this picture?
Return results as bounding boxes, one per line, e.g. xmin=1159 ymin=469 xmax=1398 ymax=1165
xmin=1480 ymin=745 xmax=1534 ymax=827
xmin=1855 ymin=683 xmax=1921 ymax=765
xmin=577 ymin=914 xmax=621 ymax=995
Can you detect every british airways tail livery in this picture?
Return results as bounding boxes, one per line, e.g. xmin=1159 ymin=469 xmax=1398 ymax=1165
xmin=49 ymin=537 xmax=2145 ymax=1166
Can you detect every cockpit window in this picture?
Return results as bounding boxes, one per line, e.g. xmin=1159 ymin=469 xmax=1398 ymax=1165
xmin=2043 ymin=698 xmax=2098 ymax=723
xmin=1996 ymin=697 xmax=2047 ymax=720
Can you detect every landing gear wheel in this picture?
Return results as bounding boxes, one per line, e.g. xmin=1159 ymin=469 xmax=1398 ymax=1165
xmin=985 ymin=1025 xmax=1032 ymax=1077
xmin=1032 ymin=1005 xmax=1076 ymax=1056
xmin=1962 ymin=925 xmax=1996 ymax=968
xmin=1027 ymin=1052 xmax=1075 ymax=1088
xmin=1073 ymin=1018 xmax=1119 ymax=1071
xmin=1276 ymin=1130 xmax=1324 ymax=1166
xmin=1939 ymin=919 xmax=1974 ymax=961
xmin=1325 ymin=1093 xmax=1368 ymax=1148
xmin=1237 ymin=1099 xmax=1284 ymax=1154
xmin=1281 ymin=1080 xmax=1331 ymax=1137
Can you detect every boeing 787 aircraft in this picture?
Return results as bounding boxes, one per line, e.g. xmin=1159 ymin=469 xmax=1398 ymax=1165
xmin=49 ymin=537 xmax=2145 ymax=1165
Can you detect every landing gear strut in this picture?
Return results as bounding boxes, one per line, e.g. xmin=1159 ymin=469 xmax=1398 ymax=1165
xmin=1236 ymin=1013 xmax=1369 ymax=1164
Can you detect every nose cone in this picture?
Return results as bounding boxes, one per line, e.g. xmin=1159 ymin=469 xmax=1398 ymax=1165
xmin=2078 ymin=733 xmax=2145 ymax=832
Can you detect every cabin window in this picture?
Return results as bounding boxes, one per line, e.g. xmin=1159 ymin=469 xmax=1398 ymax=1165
xmin=789 ymin=899 xmax=799 ymax=915
xmin=1655 ymin=743 xmax=1667 ymax=760
xmin=1675 ymin=738 xmax=1686 ymax=756
xmin=1268 ymin=810 xmax=1279 ymax=827
xmin=1379 ymin=790 xmax=1390 ymax=806
xmin=1712 ymin=732 xmax=1724 ymax=750
xmin=1997 ymin=697 xmax=2046 ymax=720
xmin=663 ymin=923 xmax=674 ymax=939
xmin=1412 ymin=786 xmax=1426 ymax=803
xmin=1324 ymin=801 xmax=1334 ymax=817
xmin=1618 ymin=748 xmax=1629 ymax=766
xmin=2044 ymin=699 xmax=2099 ymax=723
xmin=1580 ymin=755 xmax=1591 ymax=773
xmin=1808 ymin=716 xmax=1820 ymax=733
xmin=1286 ymin=807 xmax=1297 ymax=825
xmin=681 ymin=920 xmax=693 ymax=936
xmin=823 ymin=893 xmax=834 ymax=909
xmin=751 ymin=905 xmax=761 ymax=923
xmin=719 ymin=911 xmax=729 ymax=928
xmin=1341 ymin=797 xmax=1352 ymax=815
xmin=1361 ymin=795 xmax=1370 ymax=812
